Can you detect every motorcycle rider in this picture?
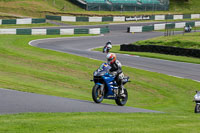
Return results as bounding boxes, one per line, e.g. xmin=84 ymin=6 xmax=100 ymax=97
xmin=184 ymin=24 xmax=192 ymax=32
xmin=103 ymin=40 xmax=112 ymax=53
xmin=106 ymin=53 xmax=125 ymax=96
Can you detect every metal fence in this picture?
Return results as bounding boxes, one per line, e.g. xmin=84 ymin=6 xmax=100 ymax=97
xmin=72 ymin=0 xmax=169 ymax=11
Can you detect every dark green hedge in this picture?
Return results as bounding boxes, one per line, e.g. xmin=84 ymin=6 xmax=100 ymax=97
xmin=120 ymin=44 xmax=200 ymax=58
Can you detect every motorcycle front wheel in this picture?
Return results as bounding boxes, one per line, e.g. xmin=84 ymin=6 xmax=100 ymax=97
xmin=115 ymin=89 xmax=128 ymax=106
xmin=195 ymin=104 xmax=200 ymax=113
xmin=92 ymin=84 xmax=104 ymax=103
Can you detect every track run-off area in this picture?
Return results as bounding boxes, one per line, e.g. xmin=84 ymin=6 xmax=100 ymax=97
xmin=1 ymin=22 xmax=200 ymax=114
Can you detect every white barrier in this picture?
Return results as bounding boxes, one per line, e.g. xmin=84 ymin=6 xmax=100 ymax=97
xmin=175 ymin=22 xmax=186 ymax=28
xmin=0 ymin=29 xmax=16 ymax=34
xmin=113 ymin=17 xmax=125 ymax=22
xmin=154 ymin=24 xmax=165 ymax=30
xmin=173 ymin=15 xmax=183 ymax=20
xmin=32 ymin=29 xmax=46 ymax=35
xmin=155 ymin=15 xmax=165 ymax=20
xmin=0 ymin=19 xmax=2 ymax=25
xmin=129 ymin=21 xmax=200 ymax=33
xmin=89 ymin=28 xmax=100 ymax=34
xmin=195 ymin=21 xmax=200 ymax=27
xmin=89 ymin=17 xmax=102 ymax=22
xmin=130 ymin=26 xmax=142 ymax=32
xmin=61 ymin=16 xmax=76 ymax=22
xmin=16 ymin=18 xmax=32 ymax=24
xmin=191 ymin=14 xmax=200 ymax=19
xmin=60 ymin=29 xmax=74 ymax=35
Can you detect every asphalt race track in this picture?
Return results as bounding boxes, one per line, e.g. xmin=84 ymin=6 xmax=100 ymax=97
xmin=0 ymin=88 xmax=161 ymax=114
xmin=1 ymin=22 xmax=200 ymax=114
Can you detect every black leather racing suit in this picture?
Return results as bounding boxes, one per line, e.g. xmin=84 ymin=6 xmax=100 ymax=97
xmin=109 ymin=60 xmax=124 ymax=93
xmin=103 ymin=42 xmax=112 ymax=53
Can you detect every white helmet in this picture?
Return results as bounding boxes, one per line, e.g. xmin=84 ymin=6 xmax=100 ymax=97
xmin=106 ymin=53 xmax=116 ymax=65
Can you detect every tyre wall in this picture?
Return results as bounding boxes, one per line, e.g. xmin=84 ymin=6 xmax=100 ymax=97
xmin=120 ymin=44 xmax=200 ymax=58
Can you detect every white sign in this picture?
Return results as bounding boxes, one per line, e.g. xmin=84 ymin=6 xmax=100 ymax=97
xmin=125 ymin=16 xmax=150 ymax=21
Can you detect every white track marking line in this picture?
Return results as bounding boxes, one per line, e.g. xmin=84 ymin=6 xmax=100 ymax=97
xmin=28 ymin=34 xmax=104 ymax=46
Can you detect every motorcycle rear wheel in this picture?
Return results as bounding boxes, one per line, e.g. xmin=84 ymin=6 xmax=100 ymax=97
xmin=195 ymin=104 xmax=200 ymax=113
xmin=115 ymin=89 xmax=128 ymax=106
xmin=92 ymin=84 xmax=104 ymax=103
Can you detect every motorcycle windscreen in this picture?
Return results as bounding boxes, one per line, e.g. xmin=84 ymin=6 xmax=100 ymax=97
xmin=98 ymin=63 xmax=111 ymax=72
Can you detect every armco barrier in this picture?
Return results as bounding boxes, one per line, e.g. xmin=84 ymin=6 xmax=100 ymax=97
xmin=45 ymin=15 xmax=61 ymax=21
xmin=46 ymin=14 xmax=200 ymax=22
xmin=0 ymin=27 xmax=109 ymax=35
xmin=2 ymin=19 xmax=16 ymax=24
xmin=142 ymin=26 xmax=154 ymax=32
xmin=0 ymin=29 xmax=16 ymax=34
xmin=102 ymin=17 xmax=113 ymax=22
xmin=32 ymin=19 xmax=46 ymax=24
xmin=0 ymin=18 xmax=46 ymax=25
xmin=128 ymin=21 xmax=200 ymax=33
xmin=76 ymin=17 xmax=89 ymax=22
xmin=47 ymin=29 xmax=60 ymax=35
xmin=89 ymin=28 xmax=101 ymax=34
xmin=74 ymin=29 xmax=89 ymax=34
xmin=100 ymin=27 xmax=110 ymax=34
xmin=120 ymin=44 xmax=200 ymax=58
xmin=16 ymin=29 xmax=32 ymax=35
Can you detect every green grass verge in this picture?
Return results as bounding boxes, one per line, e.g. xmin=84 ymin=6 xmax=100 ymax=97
xmin=0 ymin=112 xmax=200 ymax=133
xmin=1 ymin=0 xmax=200 ymax=18
xmin=0 ymin=34 xmax=200 ymax=132
xmin=0 ymin=23 xmax=58 ymax=28
xmin=134 ymin=32 xmax=200 ymax=49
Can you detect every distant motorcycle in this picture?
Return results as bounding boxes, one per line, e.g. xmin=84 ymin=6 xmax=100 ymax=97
xmin=91 ymin=63 xmax=130 ymax=106
xmin=103 ymin=44 xmax=112 ymax=53
xmin=184 ymin=26 xmax=192 ymax=32
xmin=194 ymin=91 xmax=200 ymax=113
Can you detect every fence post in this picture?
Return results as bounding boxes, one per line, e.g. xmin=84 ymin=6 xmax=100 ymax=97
xmin=121 ymin=4 xmax=123 ymax=12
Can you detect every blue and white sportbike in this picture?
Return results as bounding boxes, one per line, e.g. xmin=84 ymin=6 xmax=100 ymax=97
xmin=91 ymin=63 xmax=130 ymax=106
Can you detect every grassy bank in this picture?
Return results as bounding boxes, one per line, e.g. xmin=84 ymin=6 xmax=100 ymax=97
xmin=0 ymin=0 xmax=83 ymax=18
xmin=1 ymin=0 xmax=200 ymax=18
xmin=134 ymin=32 xmax=200 ymax=49
xmin=94 ymin=32 xmax=200 ymax=64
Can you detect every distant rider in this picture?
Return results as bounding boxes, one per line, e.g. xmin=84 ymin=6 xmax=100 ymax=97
xmin=103 ymin=40 xmax=112 ymax=53
xmin=185 ymin=24 xmax=192 ymax=32
xmin=106 ymin=53 xmax=124 ymax=96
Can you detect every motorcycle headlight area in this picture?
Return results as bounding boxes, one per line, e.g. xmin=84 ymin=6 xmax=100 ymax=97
xmin=194 ymin=94 xmax=200 ymax=101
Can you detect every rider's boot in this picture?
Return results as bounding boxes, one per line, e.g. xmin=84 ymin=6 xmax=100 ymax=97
xmin=119 ymin=85 xmax=125 ymax=97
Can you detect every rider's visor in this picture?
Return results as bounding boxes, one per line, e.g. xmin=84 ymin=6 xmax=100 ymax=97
xmin=108 ymin=58 xmax=112 ymax=62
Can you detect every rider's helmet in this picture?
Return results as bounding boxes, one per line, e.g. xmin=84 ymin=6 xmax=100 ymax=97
xmin=106 ymin=53 xmax=116 ymax=65
xmin=107 ymin=40 xmax=111 ymax=45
